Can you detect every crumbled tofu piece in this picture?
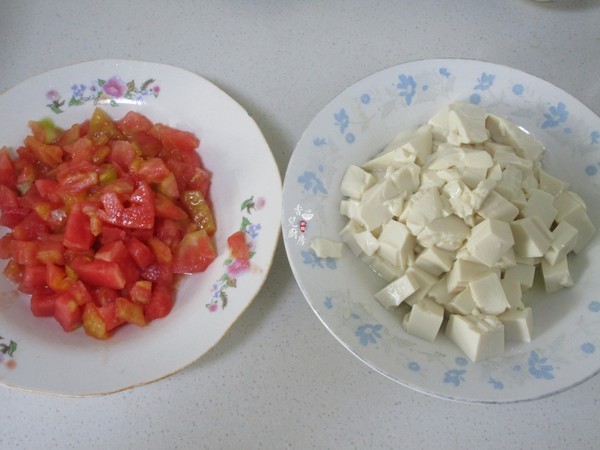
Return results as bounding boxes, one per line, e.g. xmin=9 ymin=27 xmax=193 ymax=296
xmin=477 ymin=190 xmax=519 ymax=222
xmin=446 ymin=313 xmax=505 ymax=362
xmin=416 ymin=215 xmax=470 ymax=251
xmin=310 ymin=238 xmax=343 ymax=259
xmin=447 ymin=102 xmax=489 ymax=145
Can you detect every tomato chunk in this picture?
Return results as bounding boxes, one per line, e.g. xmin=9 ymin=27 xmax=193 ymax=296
xmin=173 ymin=229 xmax=216 ymax=274
xmin=73 ymin=259 xmax=126 ymax=290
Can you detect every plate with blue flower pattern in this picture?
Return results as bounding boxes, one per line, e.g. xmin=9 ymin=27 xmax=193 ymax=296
xmin=282 ymin=58 xmax=600 ymax=403
xmin=0 ymin=60 xmax=282 ymax=395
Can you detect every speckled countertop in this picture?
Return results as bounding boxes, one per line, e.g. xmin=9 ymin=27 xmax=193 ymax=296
xmin=1 ymin=1 xmax=600 ymax=449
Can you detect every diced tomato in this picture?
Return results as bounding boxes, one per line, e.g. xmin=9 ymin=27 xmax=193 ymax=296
xmin=173 ymin=229 xmax=216 ymax=274
xmin=54 ymin=292 xmax=83 ymax=331
xmin=144 ymin=284 xmax=174 ymax=321
xmin=154 ymin=193 xmax=188 ymax=220
xmin=97 ymin=301 xmax=125 ymax=331
xmin=125 ymin=236 xmax=155 ymax=269
xmin=92 ymin=286 xmax=118 ymax=306
xmin=97 ymin=180 xmax=155 ymax=229
xmin=149 ymin=123 xmax=199 ymax=153
xmin=115 ymin=111 xmax=153 ymax=137
xmin=182 ymin=190 xmax=216 ymax=235
xmin=30 ymin=292 xmax=59 ymax=317
xmin=0 ymin=109 xmax=217 ymax=340
xmin=0 ymin=147 xmax=17 ymax=189
xmin=63 ymin=203 xmax=95 ymax=251
xmin=227 ymin=231 xmax=250 ymax=260
xmin=19 ymin=264 xmax=48 ymax=294
xmin=129 ymin=280 xmax=152 ymax=304
xmin=82 ymin=303 xmax=110 ymax=339
xmin=24 ymin=135 xmax=63 ymax=168
xmin=116 ymin=296 xmax=146 ymax=327
xmin=73 ymin=259 xmax=126 ymax=290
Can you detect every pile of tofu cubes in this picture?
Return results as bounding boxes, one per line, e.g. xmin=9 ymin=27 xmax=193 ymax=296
xmin=337 ymin=101 xmax=595 ymax=362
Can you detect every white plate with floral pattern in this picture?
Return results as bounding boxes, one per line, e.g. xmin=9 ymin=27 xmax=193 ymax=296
xmin=0 ymin=59 xmax=281 ymax=395
xmin=282 ymin=58 xmax=600 ymax=403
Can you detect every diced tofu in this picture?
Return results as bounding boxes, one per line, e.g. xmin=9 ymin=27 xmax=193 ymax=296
xmin=353 ymin=229 xmax=379 ymax=256
xmin=446 ymin=313 xmax=505 ymax=362
xmin=510 ymin=216 xmax=552 ymax=258
xmin=544 ymin=221 xmax=578 ymax=265
xmin=447 ymin=102 xmax=489 ymax=145
xmin=401 ymin=188 xmax=445 ymax=235
xmin=503 ymin=262 xmax=536 ymax=292
xmin=477 ymin=190 xmax=519 ymax=222
xmin=538 ymin=168 xmax=568 ymax=196
xmin=356 ymin=182 xmax=395 ymax=230
xmin=446 ymin=286 xmax=478 ymax=315
xmin=521 ymin=189 xmax=557 ymax=230
xmin=447 ymin=259 xmax=492 ymax=293
xmin=498 ymin=307 xmax=533 ymax=342
xmin=500 ymin=277 xmax=524 ymax=310
xmin=426 ymin=275 xmax=453 ymax=307
xmin=377 ymin=220 xmax=415 ymax=268
xmin=340 ymin=198 xmax=360 ymax=220
xmin=401 ymin=298 xmax=444 ymax=342
xmin=416 ymin=215 xmax=470 ymax=251
xmin=485 ymin=113 xmax=544 ymax=162
xmin=362 ymin=253 xmax=406 ymax=282
xmin=340 ymin=165 xmax=376 ymax=199
xmin=468 ymin=271 xmax=511 ymax=315
xmin=309 ymin=238 xmax=343 ymax=259
xmin=541 ymin=255 xmax=573 ymax=293
xmin=339 ymin=220 xmax=364 ymax=256
xmin=403 ymin=267 xmax=440 ymax=306
xmin=374 ymin=272 xmax=420 ymax=309
xmin=467 ymin=218 xmax=514 ymax=267
xmin=553 ymin=190 xmax=587 ymax=221
xmin=557 ymin=204 xmax=595 ymax=254
xmin=387 ymin=163 xmax=421 ymax=195
xmin=413 ymin=246 xmax=455 ymax=277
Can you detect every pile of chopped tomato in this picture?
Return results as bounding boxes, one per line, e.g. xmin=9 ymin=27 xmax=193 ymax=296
xmin=0 ymin=108 xmax=220 ymax=339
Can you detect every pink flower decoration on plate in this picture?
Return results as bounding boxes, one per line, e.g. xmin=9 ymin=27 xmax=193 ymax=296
xmin=102 ymin=76 xmax=127 ymax=98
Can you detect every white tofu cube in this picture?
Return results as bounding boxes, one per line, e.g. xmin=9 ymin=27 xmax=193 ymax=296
xmin=500 ymin=277 xmax=524 ymax=310
xmin=403 ymin=267 xmax=440 ymax=307
xmin=554 ymin=190 xmax=587 ymax=222
xmin=309 ymin=238 xmax=343 ymax=259
xmin=447 ymin=102 xmax=489 ymax=145
xmin=401 ymin=298 xmax=444 ymax=342
xmin=486 ymin=114 xmax=544 ymax=162
xmin=503 ymin=262 xmax=536 ymax=292
xmin=446 ymin=286 xmax=478 ymax=315
xmin=340 ymin=198 xmax=361 ymax=220
xmin=467 ymin=218 xmax=514 ymax=267
xmin=402 ymin=188 xmax=445 ymax=235
xmin=541 ymin=255 xmax=573 ymax=293
xmin=374 ymin=272 xmax=420 ymax=309
xmin=468 ymin=271 xmax=511 ymax=315
xmin=510 ymin=216 xmax=552 ymax=258
xmin=362 ymin=253 xmax=406 ymax=282
xmin=447 ymin=259 xmax=492 ymax=293
xmin=354 ymin=229 xmax=380 ymax=256
xmin=539 ymin=168 xmax=568 ymax=196
xmin=557 ymin=204 xmax=595 ymax=254
xmin=376 ymin=220 xmax=415 ymax=268
xmin=340 ymin=165 xmax=376 ymax=199
xmin=477 ymin=190 xmax=519 ymax=222
xmin=544 ymin=221 xmax=578 ymax=265
xmin=387 ymin=163 xmax=421 ymax=195
xmin=414 ymin=246 xmax=455 ymax=277
xmin=426 ymin=275 xmax=453 ymax=307
xmin=498 ymin=307 xmax=533 ymax=342
xmin=446 ymin=313 xmax=505 ymax=362
xmin=356 ymin=182 xmax=395 ymax=230
xmin=521 ymin=189 xmax=557 ymax=230
xmin=339 ymin=220 xmax=364 ymax=256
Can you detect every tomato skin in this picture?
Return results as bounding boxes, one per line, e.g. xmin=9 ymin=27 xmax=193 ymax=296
xmin=173 ymin=229 xmax=216 ymax=274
